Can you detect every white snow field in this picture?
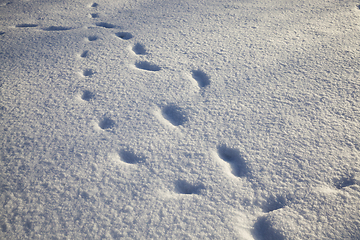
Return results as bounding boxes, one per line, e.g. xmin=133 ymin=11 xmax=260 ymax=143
xmin=1 ymin=0 xmax=360 ymax=239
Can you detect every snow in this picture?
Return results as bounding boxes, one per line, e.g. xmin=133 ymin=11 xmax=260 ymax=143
xmin=0 ymin=0 xmax=359 ymax=239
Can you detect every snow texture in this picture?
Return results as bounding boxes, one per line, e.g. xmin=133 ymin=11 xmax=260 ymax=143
xmin=1 ymin=0 xmax=360 ymax=239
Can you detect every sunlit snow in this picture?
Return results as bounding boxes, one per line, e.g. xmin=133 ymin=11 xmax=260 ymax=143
xmin=1 ymin=0 xmax=359 ymax=239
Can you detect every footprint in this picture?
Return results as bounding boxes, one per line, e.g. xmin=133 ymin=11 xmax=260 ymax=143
xmin=90 ymin=13 xmax=99 ymax=18
xmin=334 ymin=175 xmax=357 ymax=189
xmin=0 ymin=32 xmax=4 ymax=35
xmin=95 ymin=22 xmax=116 ymax=28
xmin=217 ymin=145 xmax=248 ymax=177
xmin=118 ymin=149 xmax=144 ymax=164
xmin=115 ymin=32 xmax=133 ymax=40
xmin=87 ymin=36 xmax=98 ymax=41
xmin=24 ymin=220 xmax=32 ymax=235
xmin=83 ymin=69 xmax=95 ymax=77
xmin=81 ymin=90 xmax=94 ymax=101
xmin=99 ymin=117 xmax=115 ymax=129
xmin=262 ymin=195 xmax=287 ymax=213
xmin=252 ymin=216 xmax=285 ymax=240
xmin=91 ymin=3 xmax=98 ymax=7
xmin=161 ymin=105 xmax=187 ymax=126
xmin=191 ymin=69 xmax=210 ymax=88
xmin=1 ymin=223 xmax=7 ymax=232
xmin=175 ymin=179 xmax=205 ymax=194
xmin=80 ymin=50 xmax=89 ymax=58
xmin=80 ymin=191 xmax=90 ymax=200
xmin=16 ymin=24 xmax=38 ymax=28
xmin=43 ymin=26 xmax=71 ymax=31
xmin=135 ymin=61 xmax=161 ymax=71
xmin=132 ymin=43 xmax=146 ymax=55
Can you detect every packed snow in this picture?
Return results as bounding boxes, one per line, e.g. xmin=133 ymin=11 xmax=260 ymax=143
xmin=1 ymin=0 xmax=360 ymax=239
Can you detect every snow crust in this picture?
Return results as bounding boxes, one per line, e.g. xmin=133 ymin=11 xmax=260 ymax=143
xmin=1 ymin=0 xmax=359 ymax=239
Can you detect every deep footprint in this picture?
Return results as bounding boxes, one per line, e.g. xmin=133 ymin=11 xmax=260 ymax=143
xmin=91 ymin=3 xmax=98 ymax=7
xmin=96 ymin=22 xmax=116 ymax=28
xmin=83 ymin=69 xmax=94 ymax=77
xmin=91 ymin=13 xmax=99 ymax=18
xmin=191 ymin=69 xmax=210 ymax=87
xmin=43 ymin=26 xmax=71 ymax=31
xmin=118 ymin=149 xmax=144 ymax=164
xmin=252 ymin=216 xmax=285 ymax=240
xmin=262 ymin=195 xmax=287 ymax=213
xmin=16 ymin=24 xmax=38 ymax=28
xmin=334 ymin=175 xmax=356 ymax=189
xmin=99 ymin=117 xmax=115 ymax=129
xmin=217 ymin=145 xmax=248 ymax=177
xmin=135 ymin=61 xmax=161 ymax=71
xmin=175 ymin=180 xmax=205 ymax=194
xmin=88 ymin=36 xmax=98 ymax=41
xmin=161 ymin=105 xmax=187 ymax=126
xmin=80 ymin=50 xmax=89 ymax=58
xmin=115 ymin=32 xmax=133 ymax=40
xmin=81 ymin=90 xmax=94 ymax=101
xmin=132 ymin=43 xmax=146 ymax=55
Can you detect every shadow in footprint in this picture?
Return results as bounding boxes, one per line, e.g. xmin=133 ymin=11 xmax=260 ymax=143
xmin=176 ymin=180 xmax=205 ymax=194
xmin=81 ymin=90 xmax=94 ymax=101
xmin=80 ymin=191 xmax=90 ymax=200
xmin=83 ymin=69 xmax=94 ymax=77
xmin=217 ymin=145 xmax=248 ymax=177
xmin=334 ymin=175 xmax=356 ymax=189
xmin=91 ymin=13 xmax=99 ymax=18
xmin=88 ymin=36 xmax=98 ymax=41
xmin=252 ymin=216 xmax=285 ymax=240
xmin=99 ymin=117 xmax=115 ymax=129
xmin=96 ymin=22 xmax=116 ymax=28
xmin=132 ymin=43 xmax=146 ymax=55
xmin=80 ymin=50 xmax=89 ymax=58
xmin=135 ymin=61 xmax=161 ymax=71
xmin=115 ymin=32 xmax=133 ymax=40
xmin=118 ymin=149 xmax=144 ymax=164
xmin=262 ymin=195 xmax=287 ymax=213
xmin=1 ymin=223 xmax=7 ymax=232
xmin=91 ymin=3 xmax=98 ymax=7
xmin=0 ymin=32 xmax=5 ymax=36
xmin=43 ymin=26 xmax=71 ymax=31
xmin=24 ymin=220 xmax=32 ymax=235
xmin=161 ymin=105 xmax=187 ymax=126
xmin=16 ymin=24 xmax=38 ymax=28
xmin=191 ymin=70 xmax=210 ymax=88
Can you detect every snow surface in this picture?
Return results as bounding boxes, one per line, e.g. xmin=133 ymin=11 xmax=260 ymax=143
xmin=1 ymin=0 xmax=360 ymax=239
